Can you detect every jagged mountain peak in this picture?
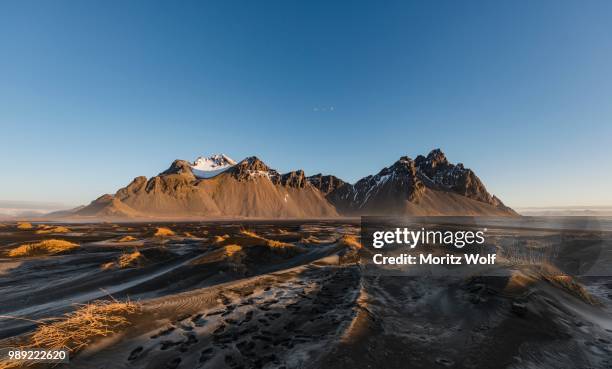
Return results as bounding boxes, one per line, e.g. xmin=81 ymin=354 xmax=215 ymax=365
xmin=161 ymin=160 xmax=195 ymax=177
xmin=70 ymin=149 xmax=516 ymax=219
xmin=307 ymin=174 xmax=348 ymax=195
xmin=229 ymin=156 xmax=276 ymax=180
xmin=323 ymin=149 xmax=515 ymax=216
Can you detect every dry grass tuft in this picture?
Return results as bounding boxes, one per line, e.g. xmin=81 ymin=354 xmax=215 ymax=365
xmin=154 ymin=227 xmax=175 ymax=237
xmin=213 ymin=234 xmax=230 ymax=244
xmin=16 ymin=222 xmax=33 ymax=230
xmin=118 ymin=251 xmax=144 ymax=268
xmin=503 ymin=264 xmax=598 ymax=305
xmin=35 ymin=226 xmax=70 ymax=234
xmin=31 ymin=299 xmax=140 ymax=352
xmin=265 ymin=239 xmax=292 ymax=248
xmin=101 ymin=250 xmax=145 ymax=270
xmin=8 ymin=239 xmax=79 ymax=257
xmin=338 ymin=235 xmax=362 ymax=250
xmin=0 ymin=300 xmax=140 ymax=369
xmin=541 ymin=267 xmax=597 ymax=305
xmin=238 ymin=229 xmax=301 ymax=255
xmin=239 ymin=230 xmax=260 ymax=239
xmin=224 ymin=244 xmax=243 ymax=257
xmin=240 ymin=230 xmax=293 ymax=248
xmin=118 ymin=235 xmax=137 ymax=242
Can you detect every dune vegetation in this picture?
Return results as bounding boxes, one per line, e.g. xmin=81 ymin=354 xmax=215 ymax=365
xmin=213 ymin=234 xmax=230 ymax=244
xmin=224 ymin=244 xmax=243 ymax=257
xmin=154 ymin=227 xmax=175 ymax=237
xmin=338 ymin=234 xmax=362 ymax=249
xmin=503 ymin=265 xmax=597 ymax=305
xmin=101 ymin=250 xmax=144 ymax=270
xmin=237 ymin=229 xmax=302 ymax=255
xmin=0 ymin=299 xmax=140 ymax=369
xmin=239 ymin=230 xmax=293 ymax=248
xmin=16 ymin=222 xmax=33 ymax=230
xmin=118 ymin=251 xmax=144 ymax=268
xmin=34 ymin=299 xmax=140 ymax=352
xmin=8 ymin=239 xmax=79 ymax=257
xmin=118 ymin=235 xmax=137 ymax=242
xmin=35 ymin=225 xmax=71 ymax=234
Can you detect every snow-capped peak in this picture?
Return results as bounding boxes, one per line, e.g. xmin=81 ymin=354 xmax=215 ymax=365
xmin=190 ymin=154 xmax=236 ymax=178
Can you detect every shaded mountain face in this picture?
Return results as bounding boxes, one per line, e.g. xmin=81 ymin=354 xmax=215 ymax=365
xmin=307 ymin=174 xmax=348 ymax=195
xmin=324 ymin=149 xmax=516 ymax=216
xmin=71 ymin=149 xmax=516 ymax=219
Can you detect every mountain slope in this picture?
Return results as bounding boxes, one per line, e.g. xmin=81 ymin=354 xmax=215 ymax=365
xmin=64 ymin=149 xmax=516 ymax=219
xmin=74 ymin=156 xmax=338 ymax=219
xmin=324 ymin=149 xmax=516 ymax=216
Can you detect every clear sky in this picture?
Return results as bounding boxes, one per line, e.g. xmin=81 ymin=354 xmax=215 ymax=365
xmin=1 ymin=0 xmax=611 ymax=209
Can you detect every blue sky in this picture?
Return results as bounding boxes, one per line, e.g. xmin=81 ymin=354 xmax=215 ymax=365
xmin=1 ymin=0 xmax=611 ymax=208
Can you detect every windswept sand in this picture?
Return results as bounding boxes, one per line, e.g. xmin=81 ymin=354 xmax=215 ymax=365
xmin=0 ymin=220 xmax=611 ymax=369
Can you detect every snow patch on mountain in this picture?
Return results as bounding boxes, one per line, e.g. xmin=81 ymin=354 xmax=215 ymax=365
xmin=190 ymin=154 xmax=236 ymax=178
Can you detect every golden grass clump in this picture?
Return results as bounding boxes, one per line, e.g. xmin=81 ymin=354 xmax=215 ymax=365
xmin=101 ymin=251 xmax=145 ymax=270
xmin=503 ymin=265 xmax=598 ymax=305
xmin=239 ymin=230 xmax=260 ymax=238
xmin=118 ymin=251 xmax=144 ymax=268
xmin=240 ymin=230 xmax=294 ymax=248
xmin=118 ymin=235 xmax=137 ymax=242
xmin=154 ymin=227 xmax=175 ymax=237
xmin=8 ymin=239 xmax=79 ymax=257
xmin=30 ymin=299 xmax=140 ymax=353
xmin=16 ymin=222 xmax=33 ymax=230
xmin=338 ymin=234 xmax=362 ymax=250
xmin=265 ymin=239 xmax=292 ymax=248
xmin=544 ymin=271 xmax=597 ymax=305
xmin=213 ymin=234 xmax=230 ymax=244
xmin=35 ymin=226 xmax=70 ymax=234
xmin=224 ymin=244 xmax=243 ymax=257
xmin=238 ymin=229 xmax=302 ymax=256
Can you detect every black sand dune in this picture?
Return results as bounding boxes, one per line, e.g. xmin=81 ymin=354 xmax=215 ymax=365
xmin=0 ymin=219 xmax=611 ymax=369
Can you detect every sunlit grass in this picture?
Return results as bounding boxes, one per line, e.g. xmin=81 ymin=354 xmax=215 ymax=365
xmin=16 ymin=222 xmax=33 ymax=230
xmin=154 ymin=227 xmax=175 ymax=237
xmin=8 ymin=240 xmax=79 ymax=257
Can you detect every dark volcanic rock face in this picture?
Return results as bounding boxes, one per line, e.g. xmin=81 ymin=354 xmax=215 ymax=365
xmin=228 ymin=157 xmax=308 ymax=189
xmin=327 ymin=156 xmax=426 ymax=214
xmin=414 ymin=149 xmax=513 ymax=212
xmin=307 ymin=174 xmax=347 ymax=195
xmin=280 ymin=170 xmax=307 ymax=188
xmin=228 ymin=156 xmax=279 ymax=181
xmin=325 ymin=149 xmax=516 ymax=216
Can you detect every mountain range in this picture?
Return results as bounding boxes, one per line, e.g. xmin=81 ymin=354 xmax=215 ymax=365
xmin=55 ymin=149 xmax=517 ymax=219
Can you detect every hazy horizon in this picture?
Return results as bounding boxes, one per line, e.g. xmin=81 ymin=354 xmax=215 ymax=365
xmin=2 ymin=1 xmax=612 ymax=208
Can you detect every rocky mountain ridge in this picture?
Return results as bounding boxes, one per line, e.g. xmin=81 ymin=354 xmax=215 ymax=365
xmin=65 ymin=149 xmax=516 ymax=219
